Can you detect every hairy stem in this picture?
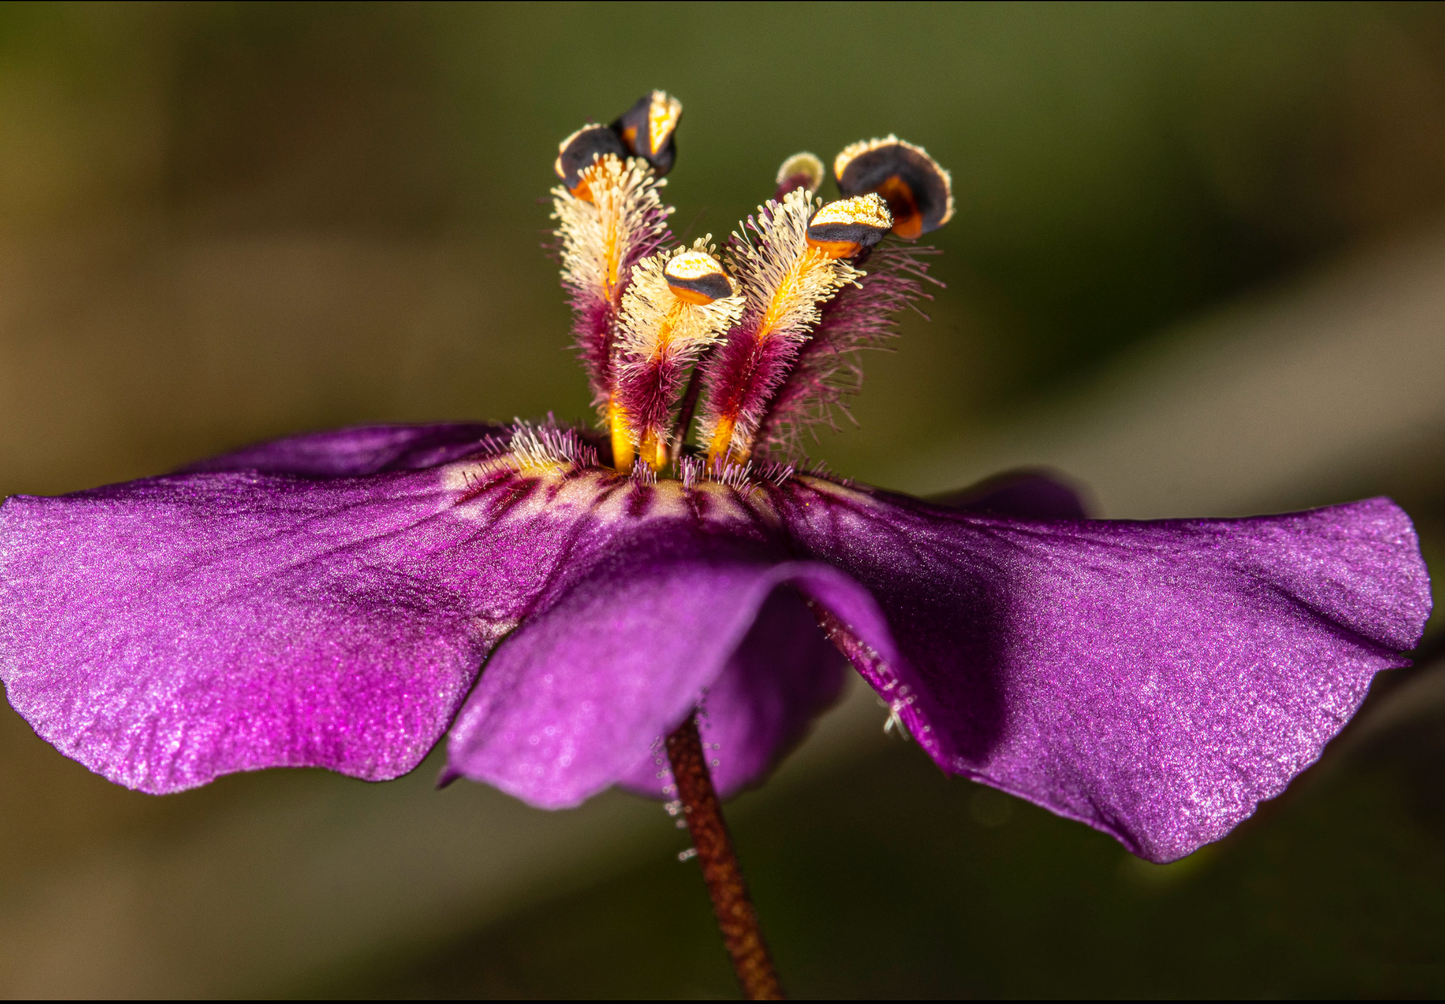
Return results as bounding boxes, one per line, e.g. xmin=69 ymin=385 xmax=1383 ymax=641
xmin=666 ymin=715 xmax=783 ymax=1000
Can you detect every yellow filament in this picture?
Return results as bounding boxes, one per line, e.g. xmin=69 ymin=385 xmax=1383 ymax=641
xmin=650 ymin=304 xmax=681 ymax=360
xmin=707 ymin=416 xmax=738 ymax=464
xmin=580 ymin=162 xmax=624 ymax=299
xmin=756 ymin=246 xmax=823 ymax=347
xmin=609 ymin=399 xmax=635 ymax=470
xmin=610 ymin=406 xmax=667 ymax=472
xmin=604 ymin=211 xmax=622 ymax=297
xmin=639 ymin=432 xmax=668 ymax=471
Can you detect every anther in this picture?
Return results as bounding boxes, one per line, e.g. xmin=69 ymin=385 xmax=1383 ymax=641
xmin=805 ymin=194 xmax=893 ymax=259
xmin=774 ymin=151 xmax=824 ymax=202
xmin=614 ymin=90 xmax=682 ymax=175
xmin=664 ymin=249 xmax=733 ymax=305
xmin=554 ymin=124 xmax=628 ymax=200
xmin=834 ymin=136 xmax=953 ymax=239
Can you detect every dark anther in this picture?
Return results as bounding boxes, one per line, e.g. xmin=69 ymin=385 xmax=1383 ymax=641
xmin=613 ymin=90 xmax=682 ymax=176
xmin=805 ymin=194 xmax=893 ymax=259
xmin=554 ymin=124 xmax=628 ymax=196
xmin=665 ymin=251 xmax=734 ymax=305
xmin=834 ymin=137 xmax=953 ymax=239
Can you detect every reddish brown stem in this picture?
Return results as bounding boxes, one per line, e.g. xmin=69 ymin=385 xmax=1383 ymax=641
xmin=666 ymin=715 xmax=784 ymax=1000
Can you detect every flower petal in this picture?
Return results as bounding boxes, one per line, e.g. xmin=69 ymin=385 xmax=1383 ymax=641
xmin=0 ymin=457 xmax=609 ymax=793
xmin=775 ymin=478 xmax=1431 ymax=862
xmin=445 ymin=516 xmax=872 ymax=807
xmin=615 ymin=584 xmax=846 ymax=799
xmin=180 ymin=422 xmax=509 ymax=477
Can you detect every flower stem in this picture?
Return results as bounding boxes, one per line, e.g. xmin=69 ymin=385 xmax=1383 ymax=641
xmin=666 ymin=714 xmax=783 ymax=1000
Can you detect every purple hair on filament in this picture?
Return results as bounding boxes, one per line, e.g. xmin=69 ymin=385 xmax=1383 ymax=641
xmin=754 ymin=242 xmax=941 ymax=460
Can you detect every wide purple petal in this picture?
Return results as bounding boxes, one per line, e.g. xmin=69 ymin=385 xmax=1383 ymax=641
xmin=444 ymin=499 xmax=882 ymax=806
xmin=774 ymin=477 xmax=1431 ymax=862
xmin=0 ymin=453 xmax=613 ymax=793
xmin=180 ymin=422 xmax=510 ymax=477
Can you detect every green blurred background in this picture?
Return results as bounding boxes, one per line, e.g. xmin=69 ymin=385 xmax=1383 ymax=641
xmin=1 ymin=1 xmax=1444 ymax=997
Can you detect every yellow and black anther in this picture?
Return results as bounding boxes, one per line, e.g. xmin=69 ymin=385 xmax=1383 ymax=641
xmin=613 ymin=90 xmax=682 ymax=175
xmin=834 ymin=136 xmax=953 ymax=240
xmin=805 ymin=194 xmax=893 ymax=259
xmin=664 ymin=250 xmax=734 ymax=305
xmin=773 ymin=152 xmax=824 ymax=202
xmin=553 ymin=91 xmax=683 ymax=201
xmin=554 ymin=125 xmax=628 ymax=201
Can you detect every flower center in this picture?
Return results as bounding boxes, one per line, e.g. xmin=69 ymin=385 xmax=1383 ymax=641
xmin=550 ymin=92 xmax=952 ymax=479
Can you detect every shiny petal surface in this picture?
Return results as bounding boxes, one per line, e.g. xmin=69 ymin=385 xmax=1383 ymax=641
xmin=774 ymin=477 xmax=1432 ymax=861
xmin=0 ymin=451 xmax=616 ymax=793
xmin=445 ymin=489 xmax=878 ymax=806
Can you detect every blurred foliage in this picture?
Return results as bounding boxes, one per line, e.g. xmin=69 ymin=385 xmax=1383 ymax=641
xmin=310 ymin=654 xmax=1445 ymax=998
xmin=1 ymin=2 xmax=1445 ymax=479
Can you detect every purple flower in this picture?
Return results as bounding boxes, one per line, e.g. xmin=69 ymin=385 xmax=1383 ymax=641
xmin=0 ymin=93 xmax=1431 ymax=881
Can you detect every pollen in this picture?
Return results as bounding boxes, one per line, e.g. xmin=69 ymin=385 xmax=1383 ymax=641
xmin=805 ymin=194 xmax=893 ymax=259
xmin=774 ymin=152 xmax=825 ymax=201
xmin=619 ymin=240 xmax=743 ymax=364
xmin=834 ymin=135 xmax=954 ymax=239
xmin=616 ymin=90 xmax=683 ymax=175
xmin=664 ymin=250 xmax=734 ymax=304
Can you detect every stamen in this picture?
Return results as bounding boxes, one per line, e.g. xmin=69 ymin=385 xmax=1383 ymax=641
xmin=697 ymin=190 xmax=867 ymax=465
xmin=773 ymin=151 xmax=824 ymax=202
xmin=752 ymin=243 xmax=940 ymax=460
xmin=549 ymin=95 xmax=952 ymax=483
xmin=553 ymin=153 xmax=673 ymax=428
xmin=834 ymin=135 xmax=954 ymax=239
xmin=612 ymin=240 xmax=744 ymax=471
